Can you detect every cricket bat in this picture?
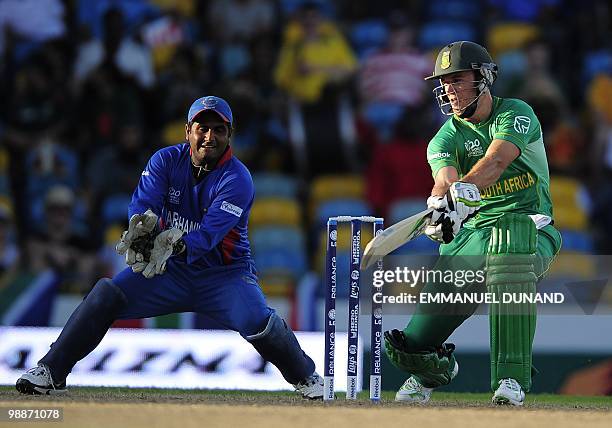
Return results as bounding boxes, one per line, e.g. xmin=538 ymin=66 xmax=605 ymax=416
xmin=360 ymin=208 xmax=433 ymax=270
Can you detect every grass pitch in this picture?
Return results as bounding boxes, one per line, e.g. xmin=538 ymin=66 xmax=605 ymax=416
xmin=1 ymin=386 xmax=610 ymax=428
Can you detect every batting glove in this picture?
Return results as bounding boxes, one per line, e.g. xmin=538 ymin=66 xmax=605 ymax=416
xmin=447 ymin=182 xmax=481 ymax=223
xmin=424 ymin=210 xmax=461 ymax=244
xmin=142 ymin=228 xmax=185 ymax=279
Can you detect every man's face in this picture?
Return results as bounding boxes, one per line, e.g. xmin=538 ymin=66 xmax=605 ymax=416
xmin=440 ymin=71 xmax=479 ymax=114
xmin=185 ymin=111 xmax=231 ymax=166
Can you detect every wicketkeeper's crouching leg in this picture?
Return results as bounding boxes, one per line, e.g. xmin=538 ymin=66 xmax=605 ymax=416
xmin=16 ymin=278 xmax=127 ymax=395
xmin=488 ymin=213 xmax=538 ymax=406
xmin=246 ymin=312 xmax=323 ymax=399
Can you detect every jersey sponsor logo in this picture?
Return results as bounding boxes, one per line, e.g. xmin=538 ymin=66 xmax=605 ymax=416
xmin=220 ymin=201 xmax=243 ymax=217
xmin=165 ymin=210 xmax=201 ymax=233
xmin=481 ymin=172 xmax=536 ymax=199
xmin=513 ymin=116 xmax=531 ymax=134
xmin=464 ymin=139 xmax=484 ymax=157
xmin=141 ymin=170 xmax=150 ymax=176
xmin=427 ymin=152 xmax=451 ymax=161
xmin=168 ymin=187 xmax=181 ymax=204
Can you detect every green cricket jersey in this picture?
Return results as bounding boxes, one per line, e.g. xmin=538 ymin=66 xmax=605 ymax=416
xmin=427 ymin=97 xmax=554 ymax=228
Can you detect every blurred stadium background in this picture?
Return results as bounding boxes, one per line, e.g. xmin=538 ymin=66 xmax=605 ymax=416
xmin=0 ymin=0 xmax=611 ymax=396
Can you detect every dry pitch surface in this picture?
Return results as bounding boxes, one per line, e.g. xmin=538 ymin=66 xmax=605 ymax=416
xmin=1 ymin=387 xmax=611 ymax=428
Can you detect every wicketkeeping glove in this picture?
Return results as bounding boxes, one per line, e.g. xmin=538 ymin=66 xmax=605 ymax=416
xmin=115 ymin=209 xmax=159 ymax=268
xmin=128 ymin=234 xmax=156 ymax=273
xmin=142 ymin=228 xmax=185 ymax=279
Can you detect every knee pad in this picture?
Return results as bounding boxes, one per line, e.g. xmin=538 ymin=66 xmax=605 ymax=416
xmin=246 ymin=313 xmax=315 ymax=385
xmin=87 ymin=278 xmax=128 ymax=314
xmin=488 ymin=213 xmax=537 ymax=392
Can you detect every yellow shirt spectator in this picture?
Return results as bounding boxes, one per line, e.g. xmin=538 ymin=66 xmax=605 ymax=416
xmin=275 ymin=17 xmax=357 ymax=104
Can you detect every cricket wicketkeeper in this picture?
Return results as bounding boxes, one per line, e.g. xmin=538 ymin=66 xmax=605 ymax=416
xmin=16 ymin=96 xmax=324 ymax=399
xmin=383 ymin=41 xmax=562 ymax=405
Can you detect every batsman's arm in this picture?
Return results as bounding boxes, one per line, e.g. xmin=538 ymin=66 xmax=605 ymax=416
xmin=431 ymin=166 xmax=460 ymax=196
xmin=461 ymin=139 xmax=519 ymax=190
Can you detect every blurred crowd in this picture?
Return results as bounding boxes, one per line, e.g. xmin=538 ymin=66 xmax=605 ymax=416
xmin=0 ymin=0 xmax=610 ymax=309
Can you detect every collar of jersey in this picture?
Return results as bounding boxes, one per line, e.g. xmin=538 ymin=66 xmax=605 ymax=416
xmin=188 ymin=145 xmax=233 ymax=171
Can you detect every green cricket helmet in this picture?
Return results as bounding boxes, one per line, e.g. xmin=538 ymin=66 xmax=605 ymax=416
xmin=426 ymin=41 xmax=498 ymax=117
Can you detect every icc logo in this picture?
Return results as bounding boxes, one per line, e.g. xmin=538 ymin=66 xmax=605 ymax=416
xmin=351 ymin=270 xmax=359 ymax=280
xmin=202 ymin=97 xmax=217 ymax=108
xmin=374 ymin=308 xmax=382 ymax=319
xmin=328 ymin=309 xmax=336 ymax=320
xmin=330 ymin=230 xmax=337 ymax=241
xmin=349 ymin=345 xmax=357 ymax=355
xmin=168 ymin=187 xmax=181 ymax=204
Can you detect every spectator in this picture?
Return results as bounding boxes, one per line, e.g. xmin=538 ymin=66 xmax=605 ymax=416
xmin=0 ymin=0 xmax=66 ymax=61
xmin=3 ymin=53 xmax=73 ymax=240
xmin=502 ymin=39 xmax=584 ymax=173
xmin=140 ymin=8 xmax=195 ymax=73
xmin=73 ymin=7 xmax=155 ymax=89
xmin=26 ymin=186 xmax=96 ymax=293
xmin=74 ymin=60 xmax=147 ymax=151
xmin=358 ymin=14 xmax=431 ymax=107
xmin=514 ymin=39 xmax=567 ymax=113
xmin=275 ymin=1 xmax=358 ymax=177
xmin=156 ymin=46 xmax=206 ymax=140
xmin=26 ymin=139 xmax=80 ymax=225
xmin=274 ymin=1 xmax=357 ymax=105
xmin=207 ymin=0 xmax=276 ymax=43
xmin=365 ymin=106 xmax=433 ymax=217
xmin=86 ymin=112 xmax=149 ymax=203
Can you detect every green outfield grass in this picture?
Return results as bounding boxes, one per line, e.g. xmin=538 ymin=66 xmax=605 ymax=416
xmin=1 ymin=386 xmax=611 ymax=410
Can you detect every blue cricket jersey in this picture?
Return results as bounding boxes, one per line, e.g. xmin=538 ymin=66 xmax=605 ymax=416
xmin=128 ymin=144 xmax=254 ymax=270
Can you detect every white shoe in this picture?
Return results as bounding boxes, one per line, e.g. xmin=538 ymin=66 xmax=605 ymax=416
xmin=395 ymin=376 xmax=433 ymax=403
xmin=15 ymin=364 xmax=67 ymax=395
xmin=293 ymin=371 xmax=324 ymax=399
xmin=395 ymin=360 xmax=459 ymax=403
xmin=492 ymin=378 xmax=525 ymax=406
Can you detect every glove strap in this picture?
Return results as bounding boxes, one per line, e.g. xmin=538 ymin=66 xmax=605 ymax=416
xmin=172 ymin=238 xmax=187 ymax=256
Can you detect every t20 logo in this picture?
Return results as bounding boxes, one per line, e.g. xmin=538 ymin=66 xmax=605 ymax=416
xmin=168 ymin=187 xmax=181 ymax=204
xmin=465 ymin=139 xmax=484 ymax=157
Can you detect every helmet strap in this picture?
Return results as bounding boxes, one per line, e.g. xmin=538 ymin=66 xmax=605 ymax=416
xmin=458 ymin=77 xmax=489 ymax=119
xmin=459 ymin=101 xmax=479 ymax=118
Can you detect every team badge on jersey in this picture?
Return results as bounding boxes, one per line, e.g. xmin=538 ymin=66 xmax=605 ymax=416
xmin=513 ymin=116 xmax=531 ymax=134
xmin=441 ymin=51 xmax=451 ymax=69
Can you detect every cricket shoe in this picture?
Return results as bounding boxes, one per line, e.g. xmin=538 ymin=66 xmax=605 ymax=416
xmin=16 ymin=364 xmax=67 ymax=395
xmin=293 ymin=371 xmax=324 ymax=399
xmin=492 ymin=378 xmax=525 ymax=406
xmin=395 ymin=361 xmax=459 ymax=403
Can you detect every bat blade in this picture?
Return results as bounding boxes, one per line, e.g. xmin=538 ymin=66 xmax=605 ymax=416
xmin=360 ymin=208 xmax=433 ymax=270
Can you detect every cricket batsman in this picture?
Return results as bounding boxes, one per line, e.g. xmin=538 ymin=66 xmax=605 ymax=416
xmin=383 ymin=41 xmax=562 ymax=405
xmin=16 ymin=96 xmax=324 ymax=399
